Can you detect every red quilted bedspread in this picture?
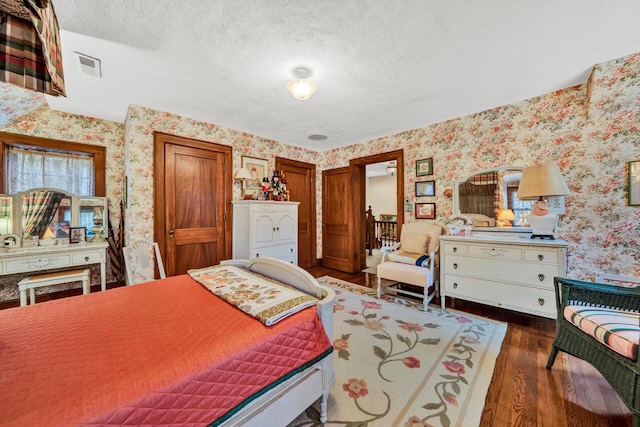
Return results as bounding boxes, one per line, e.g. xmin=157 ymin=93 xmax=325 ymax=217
xmin=0 ymin=274 xmax=331 ymax=426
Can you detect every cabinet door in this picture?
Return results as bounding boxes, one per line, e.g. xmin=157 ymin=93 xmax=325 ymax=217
xmin=275 ymin=211 xmax=296 ymax=244
xmin=252 ymin=212 xmax=277 ymax=248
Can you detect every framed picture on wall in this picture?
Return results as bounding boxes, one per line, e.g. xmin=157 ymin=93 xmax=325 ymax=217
xmin=415 ymin=180 xmax=435 ymax=197
xmin=415 ymin=202 xmax=436 ymax=219
xmin=416 ymin=158 xmax=433 ymax=176
xmin=241 ymin=156 xmax=269 ymax=197
xmin=629 ymin=160 xmax=640 ymax=206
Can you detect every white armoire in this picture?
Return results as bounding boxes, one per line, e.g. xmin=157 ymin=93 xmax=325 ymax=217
xmin=232 ymin=201 xmax=299 ymax=265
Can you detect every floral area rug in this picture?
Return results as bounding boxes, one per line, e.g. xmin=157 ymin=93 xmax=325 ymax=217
xmin=289 ymin=276 xmax=507 ymax=427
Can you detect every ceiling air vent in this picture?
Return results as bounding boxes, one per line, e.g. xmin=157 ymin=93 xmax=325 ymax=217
xmin=74 ymin=52 xmax=102 ymax=77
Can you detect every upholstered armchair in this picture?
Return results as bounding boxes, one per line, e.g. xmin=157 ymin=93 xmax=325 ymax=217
xmin=546 ymin=276 xmax=640 ymax=427
xmin=376 ymin=221 xmax=444 ymax=310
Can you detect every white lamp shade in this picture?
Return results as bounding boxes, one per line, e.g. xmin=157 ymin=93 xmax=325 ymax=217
xmin=517 ymin=163 xmax=570 ymax=200
xmin=235 ymin=167 xmax=253 ymax=180
xmin=286 ymin=79 xmax=318 ymax=100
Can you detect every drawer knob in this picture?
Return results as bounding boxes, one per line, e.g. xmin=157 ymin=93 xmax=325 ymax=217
xmin=538 ymin=254 xmax=544 ymax=261
xmin=290 ymin=248 xmax=293 ymax=253
xmin=256 ymin=253 xmax=260 ymax=257
xmin=84 ymin=256 xmax=89 ymax=262
xmin=538 ymin=273 xmax=545 ymax=281
xmin=453 ymin=263 xmax=458 ymax=269
xmin=453 ymin=247 xmax=457 ymax=253
xmin=453 ymin=283 xmax=458 ymax=289
xmin=538 ymin=298 xmax=545 ymax=306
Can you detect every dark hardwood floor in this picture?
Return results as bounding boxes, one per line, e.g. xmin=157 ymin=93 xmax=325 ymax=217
xmin=306 ymin=266 xmax=634 ymax=427
xmin=1 ymin=265 xmax=632 ymax=426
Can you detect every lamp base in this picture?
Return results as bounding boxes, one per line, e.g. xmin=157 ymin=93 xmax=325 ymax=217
xmin=530 ymin=233 xmax=555 ymax=240
xmin=526 ymin=212 xmax=558 ymax=240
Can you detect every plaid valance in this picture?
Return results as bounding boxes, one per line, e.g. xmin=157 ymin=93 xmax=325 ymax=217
xmin=0 ymin=0 xmax=65 ymax=96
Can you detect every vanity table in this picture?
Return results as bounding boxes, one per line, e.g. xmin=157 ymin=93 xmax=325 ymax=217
xmin=439 ymin=234 xmax=568 ymax=319
xmin=0 ymin=242 xmax=109 ymax=291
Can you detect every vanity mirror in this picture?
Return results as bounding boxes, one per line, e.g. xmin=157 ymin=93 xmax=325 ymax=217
xmin=0 ymin=188 xmax=108 ymax=246
xmin=453 ymin=166 xmax=533 ymax=230
xmin=19 ymin=189 xmax=73 ymax=241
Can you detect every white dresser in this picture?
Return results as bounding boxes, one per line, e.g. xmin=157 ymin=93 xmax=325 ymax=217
xmin=0 ymin=242 xmax=109 ymax=290
xmin=232 ymin=201 xmax=299 ymax=264
xmin=439 ymin=234 xmax=568 ymax=319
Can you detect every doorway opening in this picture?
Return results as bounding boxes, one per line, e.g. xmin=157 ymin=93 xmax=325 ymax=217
xmin=349 ymin=150 xmax=404 ymax=273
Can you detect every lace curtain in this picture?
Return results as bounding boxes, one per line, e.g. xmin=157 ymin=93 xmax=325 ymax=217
xmin=7 ymin=147 xmax=94 ymax=195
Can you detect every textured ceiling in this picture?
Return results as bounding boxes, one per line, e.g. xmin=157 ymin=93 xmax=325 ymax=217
xmin=46 ymin=0 xmax=640 ymax=151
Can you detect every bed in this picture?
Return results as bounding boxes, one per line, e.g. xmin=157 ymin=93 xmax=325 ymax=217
xmin=0 ymin=257 xmax=335 ymax=426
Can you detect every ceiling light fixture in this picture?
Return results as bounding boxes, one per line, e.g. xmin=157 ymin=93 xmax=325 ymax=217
xmin=386 ymin=161 xmax=397 ymax=176
xmin=287 ymin=67 xmax=317 ymax=100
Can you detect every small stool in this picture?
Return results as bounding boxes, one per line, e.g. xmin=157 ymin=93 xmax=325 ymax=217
xmin=18 ymin=269 xmax=91 ymax=307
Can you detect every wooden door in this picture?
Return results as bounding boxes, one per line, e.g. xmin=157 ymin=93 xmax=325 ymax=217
xmin=322 ymin=167 xmax=357 ymax=272
xmin=275 ymin=158 xmax=316 ymax=268
xmin=154 ymin=133 xmax=232 ymax=276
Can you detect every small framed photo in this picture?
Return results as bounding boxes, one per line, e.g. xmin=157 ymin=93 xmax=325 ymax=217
xmin=241 ymin=155 xmax=269 ymax=198
xmin=415 ymin=202 xmax=436 ymax=219
xmin=629 ymin=160 xmax=640 ymax=206
xmin=415 ymin=180 xmax=435 ymax=197
xmin=416 ymin=158 xmax=433 ymax=176
xmin=69 ymin=227 xmax=86 ymax=244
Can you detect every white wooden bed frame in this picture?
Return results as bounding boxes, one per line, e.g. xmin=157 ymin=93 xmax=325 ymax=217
xmin=219 ymin=257 xmax=336 ymax=426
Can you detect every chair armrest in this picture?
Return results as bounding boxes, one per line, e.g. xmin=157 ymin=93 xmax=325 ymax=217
xmin=380 ymin=242 xmax=401 ymax=263
xmin=553 ymin=277 xmax=640 ymax=318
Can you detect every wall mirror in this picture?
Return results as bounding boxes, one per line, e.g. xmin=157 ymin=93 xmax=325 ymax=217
xmin=453 ymin=166 xmax=533 ymax=230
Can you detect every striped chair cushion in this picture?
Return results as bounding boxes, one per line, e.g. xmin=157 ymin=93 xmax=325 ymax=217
xmin=387 ymin=251 xmax=430 ymax=267
xmin=564 ymin=305 xmax=640 ymax=361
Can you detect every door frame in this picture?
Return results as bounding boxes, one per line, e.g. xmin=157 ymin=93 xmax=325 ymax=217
xmin=153 ymin=132 xmax=233 ymax=268
xmin=349 ymin=149 xmax=404 ymax=270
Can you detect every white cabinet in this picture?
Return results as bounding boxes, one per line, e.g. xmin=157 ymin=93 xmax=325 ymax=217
xmin=232 ymin=201 xmax=299 ymax=264
xmin=439 ymin=235 xmax=568 ymax=319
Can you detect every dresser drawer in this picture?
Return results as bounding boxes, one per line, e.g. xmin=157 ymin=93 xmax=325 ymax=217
xmin=523 ymin=248 xmax=559 ymax=264
xmin=6 ymin=254 xmax=71 ymax=273
xmin=467 ymin=244 xmax=522 ymax=260
xmin=444 ymin=275 xmax=557 ymax=318
xmin=444 ymin=255 xmax=558 ymax=288
xmin=251 ymin=244 xmax=296 ymax=259
xmin=443 ymin=242 xmax=467 ymax=255
xmin=72 ymin=251 xmax=103 ymax=264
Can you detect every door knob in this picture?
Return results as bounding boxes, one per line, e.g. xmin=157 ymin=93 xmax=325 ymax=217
xmin=169 ymin=230 xmax=175 ymax=238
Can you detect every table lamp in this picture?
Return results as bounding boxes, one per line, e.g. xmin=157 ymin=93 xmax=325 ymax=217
xmin=235 ymin=167 xmax=253 ymax=199
xmin=517 ymin=163 xmax=570 ymax=239
xmin=497 ymin=209 xmax=515 ymax=227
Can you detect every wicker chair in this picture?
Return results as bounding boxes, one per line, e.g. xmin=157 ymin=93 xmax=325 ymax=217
xmin=546 ymin=276 xmax=640 ymax=427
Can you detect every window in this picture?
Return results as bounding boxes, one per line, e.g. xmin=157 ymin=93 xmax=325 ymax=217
xmin=0 ymin=132 xmax=106 ymax=196
xmin=7 ymin=147 xmax=94 ymax=195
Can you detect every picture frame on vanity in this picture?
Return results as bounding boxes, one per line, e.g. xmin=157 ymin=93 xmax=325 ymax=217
xmin=629 ymin=160 xmax=640 ymax=206
xmin=415 ymin=202 xmax=436 ymax=219
xmin=416 ymin=158 xmax=433 ymax=177
xmin=415 ymin=180 xmax=435 ymax=197
xmin=69 ymin=227 xmax=86 ymax=244
xmin=241 ymin=156 xmax=269 ymax=198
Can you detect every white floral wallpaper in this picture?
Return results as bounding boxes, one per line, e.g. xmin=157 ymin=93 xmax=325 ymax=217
xmin=0 ymin=51 xmax=638 ymax=302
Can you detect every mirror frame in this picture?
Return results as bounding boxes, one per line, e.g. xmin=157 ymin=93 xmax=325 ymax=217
xmin=0 ymin=188 xmax=108 ymax=244
xmin=453 ymin=165 xmax=532 ymax=232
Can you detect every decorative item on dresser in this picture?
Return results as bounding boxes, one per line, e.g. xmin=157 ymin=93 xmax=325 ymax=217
xmin=439 ymin=234 xmax=568 ymax=318
xmin=232 ymin=200 xmax=299 ymax=264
